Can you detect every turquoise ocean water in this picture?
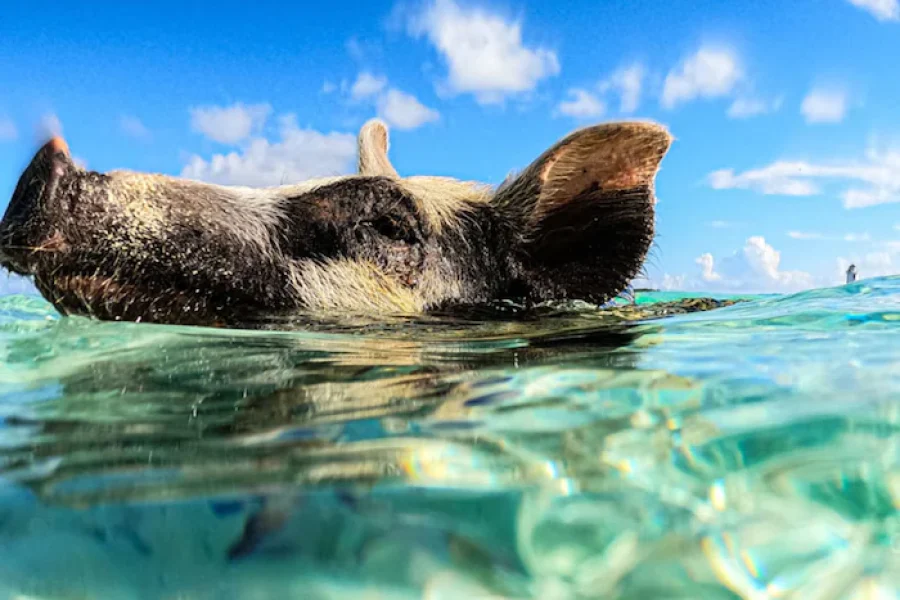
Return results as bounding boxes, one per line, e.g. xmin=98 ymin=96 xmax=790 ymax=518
xmin=1 ymin=277 xmax=899 ymax=599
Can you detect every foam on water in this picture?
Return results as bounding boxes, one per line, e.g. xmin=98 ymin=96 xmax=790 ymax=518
xmin=1 ymin=278 xmax=899 ymax=599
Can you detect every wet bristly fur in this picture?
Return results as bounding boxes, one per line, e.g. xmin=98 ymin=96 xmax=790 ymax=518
xmin=0 ymin=118 xmax=672 ymax=326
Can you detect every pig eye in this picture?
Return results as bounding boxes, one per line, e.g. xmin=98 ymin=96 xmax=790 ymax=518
xmin=369 ymin=214 xmax=414 ymax=243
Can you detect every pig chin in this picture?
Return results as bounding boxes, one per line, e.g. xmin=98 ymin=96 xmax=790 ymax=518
xmin=32 ymin=270 xmax=190 ymax=324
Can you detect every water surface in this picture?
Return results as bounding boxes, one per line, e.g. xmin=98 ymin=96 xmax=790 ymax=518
xmin=1 ymin=278 xmax=899 ymax=599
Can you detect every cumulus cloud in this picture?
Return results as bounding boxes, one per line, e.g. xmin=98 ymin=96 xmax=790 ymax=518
xmin=342 ymin=71 xmax=440 ymax=131
xmin=189 ymin=102 xmax=272 ymax=145
xmin=641 ymin=237 xmax=819 ymax=293
xmin=707 ymin=144 xmax=900 ymax=208
xmin=699 ymin=237 xmax=816 ymax=292
xmin=556 ymin=88 xmax=606 ymax=119
xmin=661 ymin=47 xmax=742 ymax=109
xmin=377 ymin=88 xmax=440 ymax=130
xmin=350 ymin=72 xmax=388 ymax=100
xmin=801 ymin=88 xmax=849 ymax=124
xmin=406 ymin=0 xmax=560 ymax=104
xmin=696 ymin=252 xmax=721 ymax=281
xmin=0 ymin=115 xmax=17 ymax=141
xmin=119 ymin=115 xmax=151 ymax=140
xmin=727 ymin=95 xmax=783 ymax=119
xmin=846 ymin=0 xmax=899 ymax=21
xmin=181 ymin=114 xmax=356 ymax=187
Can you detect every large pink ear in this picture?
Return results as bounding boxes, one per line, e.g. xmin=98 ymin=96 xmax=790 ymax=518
xmin=493 ymin=121 xmax=673 ymax=303
xmin=493 ymin=121 xmax=672 ymax=227
xmin=357 ymin=118 xmax=400 ymax=179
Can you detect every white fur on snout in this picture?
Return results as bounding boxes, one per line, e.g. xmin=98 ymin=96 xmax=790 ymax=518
xmin=289 ymin=258 xmax=425 ymax=314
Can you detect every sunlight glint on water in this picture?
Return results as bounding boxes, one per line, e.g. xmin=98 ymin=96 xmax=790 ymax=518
xmin=0 ymin=278 xmax=899 ymax=599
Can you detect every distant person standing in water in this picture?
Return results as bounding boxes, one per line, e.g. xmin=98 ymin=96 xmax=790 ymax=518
xmin=846 ymin=264 xmax=857 ymax=284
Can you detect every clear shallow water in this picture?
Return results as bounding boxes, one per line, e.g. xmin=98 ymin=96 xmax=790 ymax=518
xmin=0 ymin=279 xmax=899 ymax=599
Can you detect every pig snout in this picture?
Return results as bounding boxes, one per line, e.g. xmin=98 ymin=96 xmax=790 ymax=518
xmin=0 ymin=137 xmax=72 ymax=275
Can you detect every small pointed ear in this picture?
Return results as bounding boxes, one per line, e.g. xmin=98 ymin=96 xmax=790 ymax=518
xmin=493 ymin=121 xmax=673 ymax=303
xmin=357 ymin=118 xmax=399 ymax=178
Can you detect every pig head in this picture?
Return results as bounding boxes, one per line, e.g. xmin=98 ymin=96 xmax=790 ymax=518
xmin=0 ymin=120 xmax=671 ymax=326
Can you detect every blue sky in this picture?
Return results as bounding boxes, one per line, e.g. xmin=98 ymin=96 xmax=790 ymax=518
xmin=1 ymin=0 xmax=899 ymax=295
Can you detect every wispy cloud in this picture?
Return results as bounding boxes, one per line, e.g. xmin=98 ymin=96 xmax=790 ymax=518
xmin=119 ymin=115 xmax=151 ymax=140
xmin=846 ymin=0 xmax=899 ymax=21
xmin=727 ymin=95 xmax=783 ymax=119
xmin=708 ymin=143 xmax=900 ymax=208
xmin=405 ymin=0 xmax=559 ymax=105
xmin=788 ymin=231 xmax=871 ymax=242
xmin=0 ymin=115 xmax=17 ymax=142
xmin=39 ymin=113 xmax=63 ymax=138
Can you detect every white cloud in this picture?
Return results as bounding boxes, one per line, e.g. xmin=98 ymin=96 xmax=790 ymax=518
xmin=322 ymin=81 xmax=338 ymax=94
xmin=702 ymin=237 xmax=816 ymax=292
xmin=846 ymin=0 xmax=899 ymax=21
xmin=0 ymin=116 xmax=17 ymax=141
xmin=708 ymin=165 xmax=820 ymax=196
xmin=599 ymin=63 xmax=645 ymax=113
xmin=696 ymin=253 xmax=721 ymax=281
xmin=407 ymin=0 xmax=560 ymax=104
xmin=707 ymin=144 xmax=900 ymax=208
xmin=788 ymin=231 xmax=871 ymax=242
xmin=788 ymin=231 xmax=826 ymax=240
xmin=189 ymin=102 xmax=272 ymax=145
xmin=377 ymin=88 xmax=440 ymax=130
xmin=340 ymin=71 xmax=439 ymax=132
xmin=556 ymin=88 xmax=606 ymax=119
xmin=642 ymin=237 xmax=819 ymax=293
xmin=119 ymin=115 xmax=151 ymax=140
xmin=727 ymin=95 xmax=783 ymax=119
xmin=801 ymin=88 xmax=848 ymax=124
xmin=350 ymin=72 xmax=388 ymax=100
xmin=709 ymin=220 xmax=738 ymax=228
xmin=661 ymin=47 xmax=742 ymax=109
xmin=40 ymin=113 xmax=63 ymax=138
xmin=180 ymin=114 xmax=356 ymax=187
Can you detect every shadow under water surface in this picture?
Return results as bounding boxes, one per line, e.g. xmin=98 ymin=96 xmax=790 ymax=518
xmin=0 ymin=280 xmax=899 ymax=599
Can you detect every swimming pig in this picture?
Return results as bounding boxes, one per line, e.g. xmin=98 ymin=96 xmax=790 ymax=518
xmin=0 ymin=119 xmax=671 ymax=326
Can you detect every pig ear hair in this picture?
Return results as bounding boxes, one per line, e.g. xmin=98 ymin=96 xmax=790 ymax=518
xmin=493 ymin=121 xmax=673 ymax=303
xmin=493 ymin=121 xmax=672 ymax=229
xmin=357 ymin=118 xmax=400 ymax=179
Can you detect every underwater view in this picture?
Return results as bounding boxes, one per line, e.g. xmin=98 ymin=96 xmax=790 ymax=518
xmin=1 ymin=277 xmax=899 ymax=599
